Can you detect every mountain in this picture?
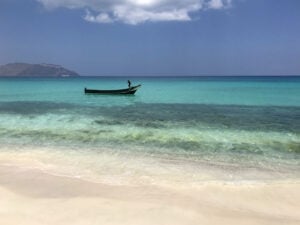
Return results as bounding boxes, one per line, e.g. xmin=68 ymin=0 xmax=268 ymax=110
xmin=0 ymin=63 xmax=79 ymax=77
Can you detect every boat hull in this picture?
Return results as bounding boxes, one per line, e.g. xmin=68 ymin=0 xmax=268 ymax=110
xmin=84 ymin=84 xmax=141 ymax=95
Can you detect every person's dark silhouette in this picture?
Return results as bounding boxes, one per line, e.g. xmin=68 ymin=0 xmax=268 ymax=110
xmin=128 ymin=80 xmax=131 ymax=88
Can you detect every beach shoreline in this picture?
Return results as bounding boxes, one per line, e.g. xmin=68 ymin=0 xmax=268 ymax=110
xmin=0 ymin=76 xmax=299 ymax=225
xmin=0 ymin=163 xmax=299 ymax=225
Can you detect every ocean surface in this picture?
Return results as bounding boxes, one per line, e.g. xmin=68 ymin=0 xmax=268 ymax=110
xmin=0 ymin=76 xmax=299 ymax=186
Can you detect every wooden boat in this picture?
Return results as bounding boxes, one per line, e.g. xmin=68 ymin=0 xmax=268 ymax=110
xmin=84 ymin=84 xmax=141 ymax=95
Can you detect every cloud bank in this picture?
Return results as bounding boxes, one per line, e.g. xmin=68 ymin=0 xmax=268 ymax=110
xmin=37 ymin=0 xmax=232 ymax=25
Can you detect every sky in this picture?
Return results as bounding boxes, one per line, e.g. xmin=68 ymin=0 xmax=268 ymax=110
xmin=0 ymin=0 xmax=299 ymax=76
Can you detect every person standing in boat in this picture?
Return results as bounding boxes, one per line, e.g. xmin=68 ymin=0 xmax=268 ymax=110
xmin=128 ymin=80 xmax=131 ymax=88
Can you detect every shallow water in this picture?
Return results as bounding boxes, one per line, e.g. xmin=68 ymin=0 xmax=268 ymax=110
xmin=0 ymin=76 xmax=299 ymax=185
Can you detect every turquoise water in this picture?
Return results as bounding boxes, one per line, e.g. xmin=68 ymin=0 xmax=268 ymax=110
xmin=0 ymin=76 xmax=299 ymax=184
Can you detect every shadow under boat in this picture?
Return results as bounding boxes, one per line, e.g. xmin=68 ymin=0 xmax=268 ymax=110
xmin=84 ymin=84 xmax=141 ymax=95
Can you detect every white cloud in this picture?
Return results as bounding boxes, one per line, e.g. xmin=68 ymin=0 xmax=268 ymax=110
xmin=207 ymin=0 xmax=232 ymax=9
xmin=36 ymin=0 xmax=232 ymax=25
xmin=84 ymin=10 xmax=113 ymax=23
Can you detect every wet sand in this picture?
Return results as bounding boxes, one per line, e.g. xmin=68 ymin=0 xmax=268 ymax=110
xmin=0 ymin=165 xmax=299 ymax=225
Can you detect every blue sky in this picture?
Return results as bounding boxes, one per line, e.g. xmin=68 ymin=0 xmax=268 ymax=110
xmin=0 ymin=0 xmax=299 ymax=76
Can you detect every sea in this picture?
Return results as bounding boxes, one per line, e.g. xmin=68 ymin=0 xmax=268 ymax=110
xmin=0 ymin=76 xmax=299 ymax=187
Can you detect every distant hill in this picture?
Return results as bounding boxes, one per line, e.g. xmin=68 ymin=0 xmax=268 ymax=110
xmin=0 ymin=63 xmax=79 ymax=77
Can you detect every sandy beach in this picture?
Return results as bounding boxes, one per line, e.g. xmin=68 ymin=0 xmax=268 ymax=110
xmin=0 ymin=164 xmax=299 ymax=225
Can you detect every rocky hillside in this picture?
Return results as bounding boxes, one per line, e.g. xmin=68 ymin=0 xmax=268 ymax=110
xmin=0 ymin=63 xmax=79 ymax=77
